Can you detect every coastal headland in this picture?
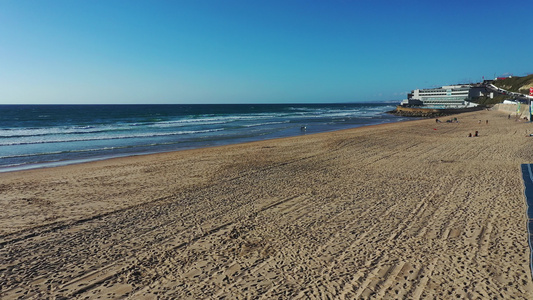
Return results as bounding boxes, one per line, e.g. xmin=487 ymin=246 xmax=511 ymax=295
xmin=1 ymin=109 xmax=533 ymax=299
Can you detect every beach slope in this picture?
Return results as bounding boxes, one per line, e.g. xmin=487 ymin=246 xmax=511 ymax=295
xmin=1 ymin=110 xmax=533 ymax=299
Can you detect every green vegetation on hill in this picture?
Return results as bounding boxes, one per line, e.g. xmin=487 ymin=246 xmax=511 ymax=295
xmin=474 ymin=94 xmax=508 ymax=106
xmin=492 ymin=74 xmax=533 ymax=94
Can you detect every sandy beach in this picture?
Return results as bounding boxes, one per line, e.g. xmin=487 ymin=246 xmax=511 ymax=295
xmin=1 ymin=109 xmax=533 ymax=299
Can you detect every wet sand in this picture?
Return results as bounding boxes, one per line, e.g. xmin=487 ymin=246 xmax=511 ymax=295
xmin=1 ymin=109 xmax=533 ymax=299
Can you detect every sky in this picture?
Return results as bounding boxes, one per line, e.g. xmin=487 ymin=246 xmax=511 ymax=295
xmin=0 ymin=0 xmax=532 ymax=104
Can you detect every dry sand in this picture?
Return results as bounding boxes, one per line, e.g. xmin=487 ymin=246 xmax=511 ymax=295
xmin=1 ymin=109 xmax=533 ymax=299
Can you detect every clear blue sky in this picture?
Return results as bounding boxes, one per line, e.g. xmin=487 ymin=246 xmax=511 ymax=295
xmin=1 ymin=0 xmax=531 ymax=104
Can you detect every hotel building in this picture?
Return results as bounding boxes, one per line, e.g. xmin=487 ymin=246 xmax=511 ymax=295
xmin=401 ymin=85 xmax=481 ymax=108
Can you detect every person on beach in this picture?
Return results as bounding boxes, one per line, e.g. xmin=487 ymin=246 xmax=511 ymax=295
xmin=474 ymin=131 xmax=478 ymax=137
xmin=486 ymin=120 xmax=488 ymax=124
xmin=468 ymin=133 xmax=472 ymax=137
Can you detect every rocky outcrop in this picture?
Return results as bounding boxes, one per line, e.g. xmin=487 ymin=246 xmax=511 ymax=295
xmin=389 ymin=106 xmax=484 ymax=118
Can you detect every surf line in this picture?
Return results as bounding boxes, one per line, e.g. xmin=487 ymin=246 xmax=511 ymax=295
xmin=520 ymin=164 xmax=533 ymax=279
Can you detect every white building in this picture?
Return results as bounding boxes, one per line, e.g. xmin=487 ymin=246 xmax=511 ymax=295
xmin=401 ymin=85 xmax=479 ymax=108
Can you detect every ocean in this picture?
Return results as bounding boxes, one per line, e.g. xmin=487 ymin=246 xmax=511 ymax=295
xmin=0 ymin=103 xmax=407 ymax=172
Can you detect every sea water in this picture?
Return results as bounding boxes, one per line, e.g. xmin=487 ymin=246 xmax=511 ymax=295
xmin=0 ymin=103 xmax=407 ymax=172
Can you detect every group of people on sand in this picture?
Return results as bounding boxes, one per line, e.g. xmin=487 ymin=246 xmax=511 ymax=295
xmin=468 ymin=131 xmax=479 ymax=137
xmin=434 ymin=117 xmax=487 ymax=137
xmin=470 ymin=119 xmax=489 ymax=137
xmin=435 ymin=117 xmax=458 ymax=123
xmin=508 ymin=114 xmax=530 ymax=122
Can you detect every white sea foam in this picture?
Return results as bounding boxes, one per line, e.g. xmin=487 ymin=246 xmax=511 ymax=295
xmin=0 ymin=125 xmax=127 ymax=138
xmin=0 ymin=128 xmax=225 ymax=146
xmin=0 ymin=103 xmax=399 ymax=171
xmin=242 ymin=121 xmax=290 ymax=128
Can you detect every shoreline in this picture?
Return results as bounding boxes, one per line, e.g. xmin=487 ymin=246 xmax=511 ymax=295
xmin=0 ymin=116 xmax=411 ymax=174
xmin=0 ymin=102 xmax=402 ymax=174
xmin=2 ymin=109 xmax=533 ymax=298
